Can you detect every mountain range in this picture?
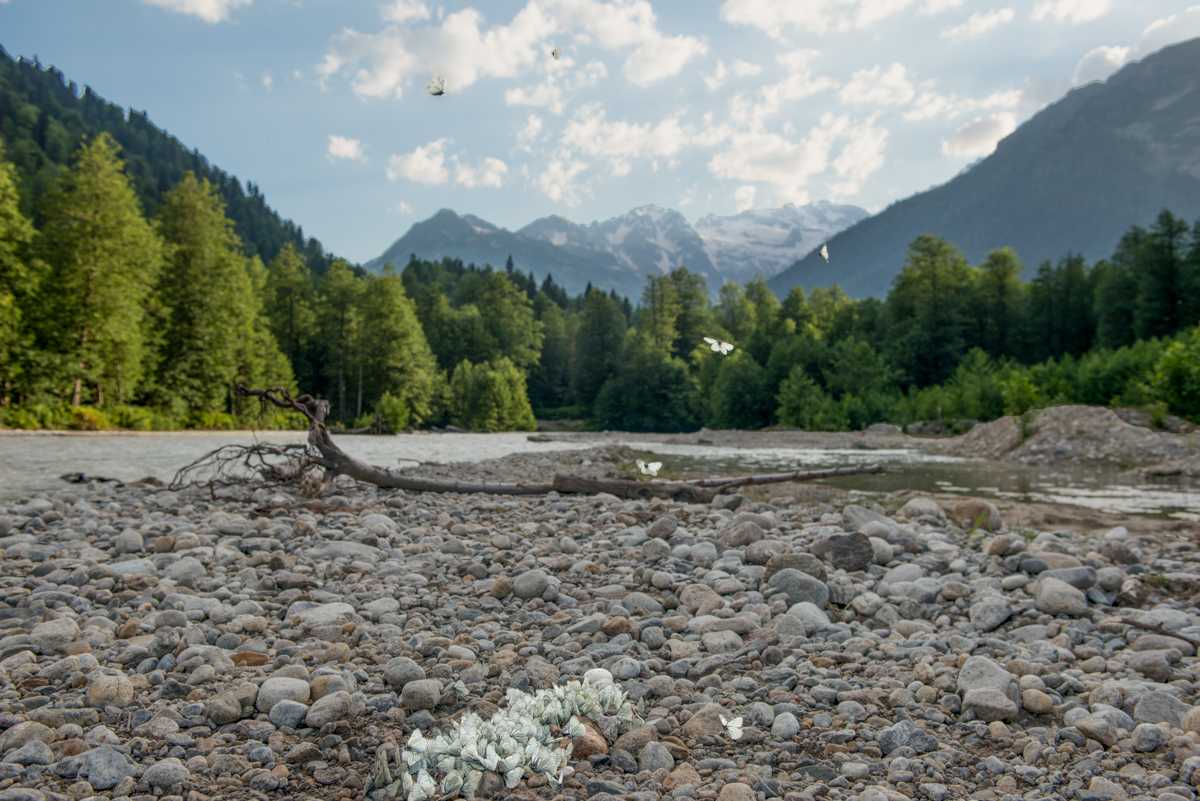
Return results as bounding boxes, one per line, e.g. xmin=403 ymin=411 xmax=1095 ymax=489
xmin=367 ymin=201 xmax=868 ymax=298
xmin=769 ymin=36 xmax=1200 ymax=298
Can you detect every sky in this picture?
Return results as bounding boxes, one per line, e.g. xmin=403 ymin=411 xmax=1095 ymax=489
xmin=2 ymin=1 xmax=1199 ymax=264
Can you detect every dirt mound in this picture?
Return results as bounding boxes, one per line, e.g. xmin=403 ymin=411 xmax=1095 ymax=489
xmin=950 ymin=405 xmax=1199 ymax=466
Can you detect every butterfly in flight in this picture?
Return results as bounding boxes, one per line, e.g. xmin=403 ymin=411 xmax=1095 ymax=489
xmin=637 ymin=460 xmax=662 ymax=477
xmin=819 ymin=243 xmax=830 ymax=262
xmin=551 ymin=47 xmax=561 ymax=60
xmin=704 ymin=336 xmax=735 ymax=355
xmin=427 ymin=75 xmax=447 ymax=96
xmin=721 ymin=715 xmax=744 ymax=740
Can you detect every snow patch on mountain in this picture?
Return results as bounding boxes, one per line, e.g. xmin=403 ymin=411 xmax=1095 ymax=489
xmin=694 ymin=201 xmax=869 ymax=283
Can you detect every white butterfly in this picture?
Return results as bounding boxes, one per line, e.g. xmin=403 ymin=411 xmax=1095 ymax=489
xmin=704 ymin=336 xmax=735 ymax=355
xmin=637 ymin=460 xmax=662 ymax=477
xmin=819 ymin=243 xmax=830 ymax=262
xmin=551 ymin=46 xmax=561 ymax=60
xmin=427 ymin=75 xmax=446 ymax=96
xmin=721 ymin=714 xmax=744 ymax=740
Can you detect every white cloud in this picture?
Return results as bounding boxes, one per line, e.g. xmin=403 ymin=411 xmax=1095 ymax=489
xmin=320 ymin=0 xmax=704 ymax=100
xmin=260 ymin=71 xmax=273 ymax=91
xmin=1071 ymin=45 xmax=1130 ymax=85
xmin=381 ymin=0 xmax=430 ymax=24
xmin=562 ymin=103 xmax=694 ymax=164
xmin=536 ymin=158 xmax=589 ymax=205
xmin=393 ymin=200 xmax=414 ymax=215
xmin=623 ymin=33 xmax=708 ymax=86
xmin=919 ymin=0 xmax=962 ymax=14
xmin=504 ymin=57 xmax=607 ymax=115
xmin=734 ymin=185 xmax=756 ymax=212
xmin=291 ymin=68 xmax=304 ymax=80
xmin=704 ymin=60 xmax=763 ymax=93
xmin=327 ymin=135 xmax=367 ymax=163
xmin=1069 ymin=6 xmax=1200 ymax=86
xmin=516 ymin=113 xmax=544 ymax=150
xmin=941 ymin=8 xmax=1014 ymax=40
xmin=142 ymin=0 xmax=251 ymax=23
xmin=704 ymin=60 xmax=729 ymax=92
xmin=839 ymin=63 xmax=915 ymax=106
xmin=831 ymin=117 xmax=888 ymax=196
xmin=387 ymin=138 xmax=450 ymax=184
xmin=941 ymin=112 xmax=1017 ymax=158
xmin=456 ymin=157 xmax=509 ymax=188
xmin=719 ymin=0 xmax=914 ymax=38
xmin=731 ymin=60 xmax=762 ymax=78
xmin=730 ymin=50 xmax=837 ymax=130
xmin=1031 ymin=0 xmax=1110 ymax=24
xmin=708 ymin=112 xmax=872 ymax=204
xmin=904 ymin=84 xmax=1022 ymax=121
xmin=385 ymin=138 xmax=509 ymax=188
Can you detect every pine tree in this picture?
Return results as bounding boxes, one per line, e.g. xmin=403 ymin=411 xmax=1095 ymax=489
xmin=153 ymin=171 xmax=253 ymax=420
xmin=230 ymin=255 xmax=295 ymax=422
xmin=37 ymin=133 xmax=164 ymax=406
xmin=1135 ymin=210 xmax=1189 ymax=340
xmin=317 ymin=259 xmax=363 ymax=423
xmin=264 ymin=243 xmax=316 ymax=386
xmin=639 ymin=274 xmax=681 ymax=353
xmin=355 ymin=270 xmax=439 ymax=427
xmin=970 ymin=247 xmax=1025 ymax=359
xmin=528 ymin=300 xmax=571 ymax=410
xmin=572 ymin=288 xmax=626 ymax=408
xmin=0 ymin=137 xmax=37 ymax=401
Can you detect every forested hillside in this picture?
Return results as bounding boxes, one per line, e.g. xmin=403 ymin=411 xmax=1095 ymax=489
xmin=1 ymin=125 xmax=1198 ymax=435
xmin=0 ymin=46 xmax=333 ymax=274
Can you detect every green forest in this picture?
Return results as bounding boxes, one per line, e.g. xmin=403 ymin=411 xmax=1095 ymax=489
xmin=0 ymin=46 xmax=1199 ymax=434
xmin=1 ymin=127 xmax=1199 ymax=434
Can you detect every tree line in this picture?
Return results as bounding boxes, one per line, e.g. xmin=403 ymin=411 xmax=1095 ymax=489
xmin=1 ymin=131 xmax=1198 ymax=433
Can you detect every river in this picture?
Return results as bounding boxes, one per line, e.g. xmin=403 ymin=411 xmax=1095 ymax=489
xmin=1 ymin=431 xmax=1197 ymax=519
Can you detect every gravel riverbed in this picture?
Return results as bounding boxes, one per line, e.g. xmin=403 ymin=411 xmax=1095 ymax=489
xmin=0 ymin=445 xmax=1198 ymax=801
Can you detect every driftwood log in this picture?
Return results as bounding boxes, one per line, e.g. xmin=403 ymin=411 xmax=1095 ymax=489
xmin=170 ymin=385 xmax=884 ymax=502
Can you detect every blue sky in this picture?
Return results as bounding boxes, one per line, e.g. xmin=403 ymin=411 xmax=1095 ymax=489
xmin=2 ymin=0 xmax=1199 ymax=263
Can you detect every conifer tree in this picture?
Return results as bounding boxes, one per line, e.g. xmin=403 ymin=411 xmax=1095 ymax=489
xmin=355 ymin=269 xmax=439 ymax=427
xmin=264 ymin=243 xmax=316 ymax=386
xmin=317 ymin=259 xmax=363 ymax=423
xmin=37 ymin=133 xmax=164 ymax=406
xmin=153 ymin=171 xmax=253 ymax=419
xmin=0 ymin=138 xmax=37 ymax=401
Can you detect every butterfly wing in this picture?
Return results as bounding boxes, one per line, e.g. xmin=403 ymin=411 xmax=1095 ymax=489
xmin=819 ymin=244 xmax=829 ymax=262
xmin=648 ymin=462 xmax=662 ymax=476
xmin=703 ymin=336 xmax=719 ymax=350
xmin=721 ymin=341 xmax=734 ymax=354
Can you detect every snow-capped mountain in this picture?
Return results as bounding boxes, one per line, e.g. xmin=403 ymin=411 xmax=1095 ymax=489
xmin=520 ymin=205 xmax=724 ymax=289
xmin=694 ymin=201 xmax=870 ymax=284
xmin=368 ymin=201 xmax=869 ymax=298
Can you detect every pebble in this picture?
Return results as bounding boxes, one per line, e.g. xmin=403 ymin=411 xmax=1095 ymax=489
xmin=0 ymin=444 xmax=1193 ymax=801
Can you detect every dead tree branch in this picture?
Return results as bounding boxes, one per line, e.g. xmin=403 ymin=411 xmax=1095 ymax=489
xmin=167 ymin=385 xmax=885 ymax=501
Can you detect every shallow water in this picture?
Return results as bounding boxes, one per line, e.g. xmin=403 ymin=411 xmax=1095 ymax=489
xmin=1 ymin=431 xmax=1197 ymax=519
xmin=615 ymin=441 xmax=1200 ymax=521
xmin=0 ymin=431 xmax=588 ymax=502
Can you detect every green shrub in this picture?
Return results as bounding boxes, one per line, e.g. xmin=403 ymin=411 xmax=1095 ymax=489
xmin=193 ymin=410 xmax=237 ymax=430
xmin=777 ymin=366 xmax=846 ymax=430
xmin=107 ymin=405 xmax=155 ymax=431
xmin=1152 ymin=326 xmax=1200 ymax=421
xmin=68 ymin=406 xmax=112 ymax=431
xmin=373 ymin=392 xmax=412 ymax=433
xmin=448 ymin=358 xmax=537 ymax=432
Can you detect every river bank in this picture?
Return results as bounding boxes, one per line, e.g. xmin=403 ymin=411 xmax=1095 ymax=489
xmin=0 ymin=444 xmax=1198 ymax=801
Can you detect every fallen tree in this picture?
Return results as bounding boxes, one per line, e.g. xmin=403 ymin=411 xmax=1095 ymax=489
xmin=169 ymin=385 xmax=884 ymax=502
